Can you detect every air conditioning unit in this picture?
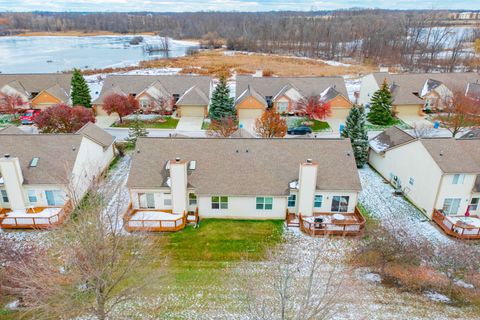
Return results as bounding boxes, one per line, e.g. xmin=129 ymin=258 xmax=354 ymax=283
xmin=391 ymin=175 xmax=403 ymax=195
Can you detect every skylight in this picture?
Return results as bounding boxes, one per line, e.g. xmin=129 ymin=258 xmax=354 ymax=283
xmin=30 ymin=157 xmax=39 ymax=167
xmin=189 ymin=160 xmax=196 ymax=170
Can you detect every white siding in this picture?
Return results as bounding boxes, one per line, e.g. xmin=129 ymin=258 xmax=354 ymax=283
xmin=435 ymin=174 xmax=477 ymax=215
xmin=358 ymin=74 xmax=380 ymax=106
xmin=288 ymin=190 xmax=358 ymax=214
xmin=369 ymin=140 xmax=443 ymax=217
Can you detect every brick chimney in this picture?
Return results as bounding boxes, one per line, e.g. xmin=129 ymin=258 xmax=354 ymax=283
xmin=297 ymin=159 xmax=318 ymax=217
xmin=169 ymin=157 xmax=188 ymax=214
xmin=0 ymin=155 xmax=26 ymax=210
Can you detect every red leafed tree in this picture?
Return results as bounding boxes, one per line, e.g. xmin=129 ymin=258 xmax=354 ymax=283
xmin=254 ymin=109 xmax=288 ymax=138
xmin=206 ymin=117 xmax=238 ymax=137
xmin=102 ymin=94 xmax=139 ymax=123
xmin=297 ymin=95 xmax=332 ymax=120
xmin=436 ymin=90 xmax=480 ymax=137
xmin=0 ymin=93 xmax=26 ymax=114
xmin=34 ymin=104 xmax=95 ymax=133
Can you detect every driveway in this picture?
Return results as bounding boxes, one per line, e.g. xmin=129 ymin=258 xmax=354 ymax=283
xmin=95 ymin=116 xmax=118 ymax=128
xmin=327 ymin=118 xmax=345 ymax=133
xmin=176 ymin=117 xmax=204 ymax=131
xmin=238 ymin=118 xmax=256 ymax=135
xmin=358 ymin=165 xmax=452 ymax=245
xmin=398 ymin=115 xmax=433 ymax=128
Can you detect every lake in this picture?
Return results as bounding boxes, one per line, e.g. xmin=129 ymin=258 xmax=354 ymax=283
xmin=0 ymin=35 xmax=197 ymax=74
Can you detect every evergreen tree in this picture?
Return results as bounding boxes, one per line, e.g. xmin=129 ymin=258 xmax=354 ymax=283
xmin=126 ymin=116 xmax=147 ymax=147
xmin=342 ymin=105 xmax=369 ymax=168
xmin=208 ymin=76 xmax=236 ymax=121
xmin=71 ymin=68 xmax=92 ymax=108
xmin=367 ymin=79 xmax=393 ymax=125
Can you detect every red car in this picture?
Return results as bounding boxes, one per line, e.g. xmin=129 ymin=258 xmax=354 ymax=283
xmin=20 ymin=109 xmax=41 ymax=125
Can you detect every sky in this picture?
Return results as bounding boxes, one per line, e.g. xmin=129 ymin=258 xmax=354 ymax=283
xmin=0 ymin=0 xmax=479 ymax=12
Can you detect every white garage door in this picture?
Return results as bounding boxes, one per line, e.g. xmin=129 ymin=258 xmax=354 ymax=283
xmin=180 ymin=106 xmax=205 ymax=117
xmin=238 ymin=109 xmax=263 ymax=120
xmin=395 ymin=105 xmax=421 ymax=117
xmin=330 ymin=108 xmax=351 ymax=121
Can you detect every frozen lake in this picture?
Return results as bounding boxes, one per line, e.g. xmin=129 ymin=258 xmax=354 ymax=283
xmin=0 ymin=35 xmax=197 ymax=73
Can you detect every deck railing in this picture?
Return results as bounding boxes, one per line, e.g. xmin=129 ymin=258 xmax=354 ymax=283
xmin=123 ymin=203 xmax=188 ymax=232
xmin=299 ymin=206 xmax=366 ymax=237
xmin=432 ymin=209 xmax=480 ymax=240
xmin=0 ymin=201 xmax=72 ymax=229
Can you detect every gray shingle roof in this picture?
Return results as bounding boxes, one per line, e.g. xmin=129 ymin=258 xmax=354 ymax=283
xmin=420 ymin=138 xmax=480 ymax=174
xmin=372 ymin=72 xmax=480 ymax=105
xmin=0 ymin=134 xmax=83 ymax=185
xmin=235 ymin=85 xmax=268 ymax=107
xmin=93 ymin=75 xmax=211 ymax=105
xmin=369 ymin=126 xmax=416 ymax=153
xmin=236 ymin=75 xmax=349 ymax=100
xmin=76 ymin=122 xmax=115 ymax=148
xmin=466 ymin=82 xmax=480 ymax=100
xmin=176 ymin=85 xmax=209 ymax=106
xmin=0 ymin=74 xmax=72 ymax=98
xmin=127 ymin=137 xmax=362 ymax=195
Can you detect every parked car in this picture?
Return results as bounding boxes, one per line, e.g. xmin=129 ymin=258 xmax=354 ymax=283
xmin=20 ymin=109 xmax=41 ymax=125
xmin=287 ymin=126 xmax=312 ymax=135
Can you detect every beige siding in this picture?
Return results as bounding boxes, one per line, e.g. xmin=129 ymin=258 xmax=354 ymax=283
xmin=238 ymin=109 xmax=263 ymax=120
xmin=179 ymin=106 xmax=205 ymax=117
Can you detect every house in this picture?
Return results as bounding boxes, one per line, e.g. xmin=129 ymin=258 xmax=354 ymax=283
xmin=125 ymin=137 xmax=365 ymax=236
xmin=369 ymin=127 xmax=480 ymax=239
xmin=358 ymin=72 xmax=480 ymax=117
xmin=0 ymin=123 xmax=115 ymax=228
xmin=0 ymin=74 xmax=72 ymax=110
xmin=234 ymin=75 xmax=352 ymax=126
xmin=93 ymin=75 xmax=212 ymax=118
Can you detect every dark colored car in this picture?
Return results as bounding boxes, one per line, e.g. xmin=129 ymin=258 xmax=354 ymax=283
xmin=287 ymin=126 xmax=313 ymax=135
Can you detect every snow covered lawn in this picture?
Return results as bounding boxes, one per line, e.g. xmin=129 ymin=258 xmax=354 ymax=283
xmin=358 ymin=165 xmax=452 ymax=244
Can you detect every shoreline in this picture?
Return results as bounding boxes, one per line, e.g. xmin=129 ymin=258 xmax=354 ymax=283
xmin=14 ymin=31 xmax=158 ymax=37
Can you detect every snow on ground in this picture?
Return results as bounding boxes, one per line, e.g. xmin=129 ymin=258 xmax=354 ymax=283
xmin=358 ymin=165 xmax=452 ymax=245
xmin=343 ymin=75 xmax=361 ymax=102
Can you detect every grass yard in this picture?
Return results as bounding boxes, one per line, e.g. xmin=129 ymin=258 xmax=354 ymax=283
xmin=112 ymin=116 xmax=179 ymax=129
xmin=120 ymin=219 xmax=284 ymax=316
xmin=287 ymin=116 xmax=331 ymax=132
xmin=365 ymin=117 xmax=410 ymax=131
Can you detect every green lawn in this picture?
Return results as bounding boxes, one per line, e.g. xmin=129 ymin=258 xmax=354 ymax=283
xmin=112 ymin=116 xmax=179 ymax=129
xmin=365 ymin=118 xmax=410 ymax=131
xmin=287 ymin=117 xmax=331 ymax=132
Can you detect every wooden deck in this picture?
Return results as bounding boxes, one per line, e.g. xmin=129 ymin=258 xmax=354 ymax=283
xmin=432 ymin=209 xmax=480 ymax=240
xmin=123 ymin=203 xmax=199 ymax=232
xmin=296 ymin=206 xmax=366 ymax=237
xmin=0 ymin=201 xmax=72 ymax=229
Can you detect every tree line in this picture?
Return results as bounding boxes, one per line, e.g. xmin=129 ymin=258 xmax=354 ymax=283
xmin=0 ymin=10 xmax=478 ymax=71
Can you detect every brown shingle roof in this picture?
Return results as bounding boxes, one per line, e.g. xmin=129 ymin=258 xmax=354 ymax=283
xmin=127 ymin=137 xmax=362 ymax=195
xmin=76 ymin=122 xmax=115 ymax=148
xmin=369 ymin=126 xmax=416 ymax=153
xmin=236 ymin=75 xmax=349 ymax=100
xmin=372 ymin=72 xmax=480 ymax=105
xmin=94 ymin=75 xmax=211 ymax=104
xmin=0 ymin=74 xmax=72 ymax=98
xmin=176 ymin=85 xmax=209 ymax=106
xmin=420 ymin=138 xmax=480 ymax=174
xmin=0 ymin=134 xmax=82 ymax=185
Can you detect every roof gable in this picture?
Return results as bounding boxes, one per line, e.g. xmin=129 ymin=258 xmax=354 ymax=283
xmin=176 ymin=85 xmax=209 ymax=106
xmin=369 ymin=126 xmax=416 ymax=153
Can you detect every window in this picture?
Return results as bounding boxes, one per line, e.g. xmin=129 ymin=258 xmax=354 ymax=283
xmin=28 ymin=190 xmax=37 ymax=203
xmin=470 ymin=198 xmax=479 ymax=211
xmin=277 ymin=101 xmax=288 ymax=112
xmin=314 ymin=195 xmax=323 ymax=208
xmin=331 ymin=196 xmax=349 ymax=212
xmin=266 ymin=96 xmax=273 ymax=108
xmin=212 ymin=196 xmax=228 ymax=209
xmin=442 ymin=198 xmax=461 ymax=215
xmin=29 ymin=157 xmax=39 ymax=167
xmin=139 ymin=193 xmax=155 ymax=209
xmin=189 ymin=193 xmax=197 ymax=206
xmin=140 ymin=99 xmax=150 ymax=109
xmin=163 ymin=194 xmax=172 ymax=207
xmin=173 ymin=94 xmax=180 ymax=102
xmin=409 ymin=177 xmax=414 ymax=186
xmin=288 ymin=194 xmax=296 ymax=207
xmin=45 ymin=190 xmax=64 ymax=206
xmin=1 ymin=190 xmax=8 ymax=203
xmin=453 ymin=174 xmax=465 ymax=185
xmin=256 ymin=197 xmax=273 ymax=210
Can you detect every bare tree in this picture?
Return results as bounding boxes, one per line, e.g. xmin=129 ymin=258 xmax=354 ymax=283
xmin=435 ymin=90 xmax=480 ymax=137
xmin=236 ymin=236 xmax=350 ymax=320
xmin=2 ymin=186 xmax=156 ymax=320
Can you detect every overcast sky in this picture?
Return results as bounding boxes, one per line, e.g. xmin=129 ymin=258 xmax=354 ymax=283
xmin=0 ymin=0 xmax=479 ymax=12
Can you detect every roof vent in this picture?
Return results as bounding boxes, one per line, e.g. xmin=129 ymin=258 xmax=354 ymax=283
xmin=4 ymin=154 xmax=10 ymax=158
xmin=72 ymin=146 xmax=76 ymax=151
xmin=175 ymin=157 xmax=181 ymax=162
xmin=137 ymin=149 xmax=140 ymax=153
xmin=246 ymin=149 xmax=249 ymax=153
xmin=439 ymin=151 xmax=444 ymax=156
xmin=347 ymin=152 xmax=351 ymax=157
xmin=306 ymin=158 xmax=313 ymax=164
xmin=236 ymin=149 xmax=239 ymax=153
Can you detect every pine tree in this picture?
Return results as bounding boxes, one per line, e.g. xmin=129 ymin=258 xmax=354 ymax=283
xmin=126 ymin=116 xmax=147 ymax=147
xmin=367 ymin=79 xmax=393 ymax=125
xmin=208 ymin=76 xmax=236 ymax=121
xmin=71 ymin=69 xmax=92 ymax=108
xmin=342 ymin=105 xmax=369 ymax=168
